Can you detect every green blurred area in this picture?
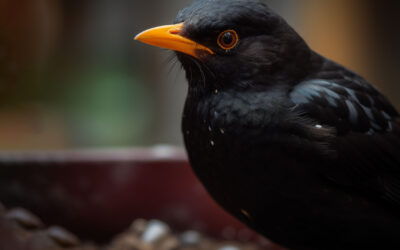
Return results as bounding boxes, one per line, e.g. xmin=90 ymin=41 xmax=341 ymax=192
xmin=60 ymin=69 xmax=154 ymax=147
xmin=0 ymin=0 xmax=399 ymax=149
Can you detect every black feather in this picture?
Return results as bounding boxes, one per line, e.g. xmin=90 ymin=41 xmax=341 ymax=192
xmin=162 ymin=0 xmax=400 ymax=249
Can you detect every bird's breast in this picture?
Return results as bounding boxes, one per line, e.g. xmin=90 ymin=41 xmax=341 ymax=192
xmin=181 ymin=89 xmax=312 ymax=204
xmin=182 ymin=89 xmax=287 ymax=166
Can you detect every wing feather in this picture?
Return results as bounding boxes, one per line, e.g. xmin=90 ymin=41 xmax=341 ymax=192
xmin=290 ymin=76 xmax=400 ymax=208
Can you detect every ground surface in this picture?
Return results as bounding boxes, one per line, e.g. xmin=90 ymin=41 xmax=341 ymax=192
xmin=0 ymin=202 xmax=269 ymax=250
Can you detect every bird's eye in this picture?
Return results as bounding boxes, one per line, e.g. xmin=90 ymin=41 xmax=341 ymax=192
xmin=217 ymin=30 xmax=238 ymax=50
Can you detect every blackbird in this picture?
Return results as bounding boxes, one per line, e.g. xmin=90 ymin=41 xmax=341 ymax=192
xmin=135 ymin=0 xmax=400 ymax=249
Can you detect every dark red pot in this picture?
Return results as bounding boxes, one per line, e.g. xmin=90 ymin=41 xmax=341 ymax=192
xmin=0 ymin=147 xmax=276 ymax=247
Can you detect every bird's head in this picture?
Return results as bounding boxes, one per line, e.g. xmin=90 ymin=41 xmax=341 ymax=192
xmin=135 ymin=0 xmax=311 ymax=92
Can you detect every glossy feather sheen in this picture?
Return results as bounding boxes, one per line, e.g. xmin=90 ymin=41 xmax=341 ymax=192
xmin=173 ymin=0 xmax=400 ymax=249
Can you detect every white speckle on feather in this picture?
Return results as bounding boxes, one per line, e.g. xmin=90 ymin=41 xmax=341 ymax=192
xmin=210 ymin=140 xmax=215 ymax=146
xmin=208 ymin=126 xmax=212 ymax=132
xmin=215 ymin=89 xmax=219 ymax=94
xmin=315 ymin=124 xmax=322 ymax=129
xmin=220 ymin=128 xmax=225 ymax=134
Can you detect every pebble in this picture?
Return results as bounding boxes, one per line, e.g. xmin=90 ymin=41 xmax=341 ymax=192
xmin=46 ymin=226 xmax=80 ymax=247
xmin=218 ymin=246 xmax=241 ymax=250
xmin=180 ymin=230 xmax=202 ymax=245
xmin=5 ymin=207 xmax=43 ymax=229
xmin=141 ymin=220 xmax=170 ymax=243
xmin=130 ymin=218 xmax=148 ymax=234
xmin=159 ymin=236 xmax=180 ymax=250
xmin=0 ymin=211 xmax=262 ymax=250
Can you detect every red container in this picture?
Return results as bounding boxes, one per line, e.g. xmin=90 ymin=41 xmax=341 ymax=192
xmin=0 ymin=147 xmax=278 ymax=247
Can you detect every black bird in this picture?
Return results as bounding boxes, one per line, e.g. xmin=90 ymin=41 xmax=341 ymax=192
xmin=135 ymin=0 xmax=400 ymax=249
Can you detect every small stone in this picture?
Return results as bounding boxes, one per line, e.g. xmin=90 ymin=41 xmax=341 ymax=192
xmin=141 ymin=220 xmax=170 ymax=243
xmin=5 ymin=207 xmax=43 ymax=229
xmin=159 ymin=236 xmax=180 ymax=250
xmin=46 ymin=226 xmax=80 ymax=247
xmin=130 ymin=218 xmax=148 ymax=234
xmin=112 ymin=233 xmax=147 ymax=249
xmin=218 ymin=246 xmax=241 ymax=250
xmin=180 ymin=230 xmax=201 ymax=245
xmin=27 ymin=231 xmax=60 ymax=249
xmin=215 ymin=89 xmax=219 ymax=94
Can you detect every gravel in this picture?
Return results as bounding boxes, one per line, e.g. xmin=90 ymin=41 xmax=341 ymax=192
xmin=0 ymin=202 xmax=268 ymax=250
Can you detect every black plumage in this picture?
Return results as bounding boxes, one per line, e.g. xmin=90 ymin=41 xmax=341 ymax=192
xmin=136 ymin=0 xmax=400 ymax=249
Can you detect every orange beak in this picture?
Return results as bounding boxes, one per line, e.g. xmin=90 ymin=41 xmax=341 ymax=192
xmin=135 ymin=23 xmax=214 ymax=60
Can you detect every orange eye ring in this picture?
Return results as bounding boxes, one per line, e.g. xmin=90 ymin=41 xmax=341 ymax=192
xmin=217 ymin=30 xmax=239 ymax=51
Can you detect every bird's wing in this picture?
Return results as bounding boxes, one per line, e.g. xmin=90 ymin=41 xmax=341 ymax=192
xmin=290 ymin=78 xmax=398 ymax=135
xmin=290 ymin=77 xmax=400 ymax=207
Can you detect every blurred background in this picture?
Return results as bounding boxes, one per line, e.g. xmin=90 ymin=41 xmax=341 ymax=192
xmin=0 ymin=0 xmax=399 ymax=149
xmin=1 ymin=1 xmax=400 ymax=248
